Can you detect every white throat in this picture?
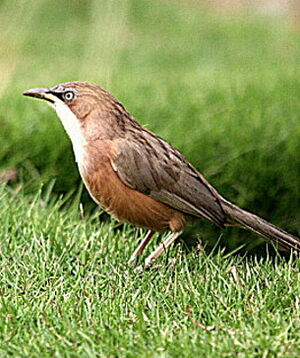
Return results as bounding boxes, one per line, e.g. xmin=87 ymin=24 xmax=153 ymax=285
xmin=51 ymin=101 xmax=87 ymax=165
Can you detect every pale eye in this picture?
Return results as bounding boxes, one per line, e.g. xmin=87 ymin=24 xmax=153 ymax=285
xmin=63 ymin=91 xmax=74 ymax=102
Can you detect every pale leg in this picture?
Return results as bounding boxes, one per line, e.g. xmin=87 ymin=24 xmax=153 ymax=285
xmin=144 ymin=231 xmax=182 ymax=268
xmin=128 ymin=230 xmax=154 ymax=266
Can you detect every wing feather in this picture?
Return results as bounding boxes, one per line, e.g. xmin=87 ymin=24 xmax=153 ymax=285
xmin=111 ymin=130 xmax=226 ymax=227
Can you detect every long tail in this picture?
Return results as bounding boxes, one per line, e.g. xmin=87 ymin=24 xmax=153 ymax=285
xmin=220 ymin=198 xmax=300 ymax=253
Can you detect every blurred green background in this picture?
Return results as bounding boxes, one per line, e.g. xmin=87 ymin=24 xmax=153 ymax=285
xmin=1 ymin=0 xmax=300 ymax=250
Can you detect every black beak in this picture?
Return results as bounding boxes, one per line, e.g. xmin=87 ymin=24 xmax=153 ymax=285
xmin=23 ymin=87 xmax=54 ymax=103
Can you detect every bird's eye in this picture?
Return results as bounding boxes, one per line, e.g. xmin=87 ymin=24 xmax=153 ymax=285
xmin=63 ymin=91 xmax=74 ymax=102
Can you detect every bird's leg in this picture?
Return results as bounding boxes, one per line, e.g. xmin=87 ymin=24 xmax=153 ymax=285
xmin=128 ymin=230 xmax=155 ymax=266
xmin=144 ymin=231 xmax=182 ymax=269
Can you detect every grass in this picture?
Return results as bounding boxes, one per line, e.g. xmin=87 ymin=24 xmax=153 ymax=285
xmin=1 ymin=0 xmax=300 ymax=356
xmin=1 ymin=184 xmax=300 ymax=357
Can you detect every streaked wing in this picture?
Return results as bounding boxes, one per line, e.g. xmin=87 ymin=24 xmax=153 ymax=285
xmin=111 ymin=129 xmax=226 ymax=227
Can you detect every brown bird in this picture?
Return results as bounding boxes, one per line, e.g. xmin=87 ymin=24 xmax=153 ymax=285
xmin=23 ymin=81 xmax=300 ymax=267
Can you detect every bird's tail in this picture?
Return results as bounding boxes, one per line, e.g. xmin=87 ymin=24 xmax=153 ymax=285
xmin=220 ymin=198 xmax=300 ymax=253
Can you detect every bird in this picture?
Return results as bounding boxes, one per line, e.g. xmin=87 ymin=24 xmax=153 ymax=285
xmin=23 ymin=81 xmax=300 ymax=268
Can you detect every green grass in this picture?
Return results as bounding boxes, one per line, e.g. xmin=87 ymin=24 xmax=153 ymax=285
xmin=1 ymin=0 xmax=300 ymax=356
xmin=1 ymin=184 xmax=300 ymax=357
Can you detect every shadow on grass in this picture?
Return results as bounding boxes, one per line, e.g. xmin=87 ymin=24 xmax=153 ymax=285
xmin=179 ymin=222 xmax=299 ymax=267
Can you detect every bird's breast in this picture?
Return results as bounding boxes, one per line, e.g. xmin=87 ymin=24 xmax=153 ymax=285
xmin=78 ymin=144 xmax=186 ymax=233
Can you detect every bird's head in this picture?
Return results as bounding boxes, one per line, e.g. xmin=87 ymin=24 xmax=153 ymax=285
xmin=23 ymin=81 xmax=115 ymax=120
xmin=23 ymin=81 xmax=131 ymax=145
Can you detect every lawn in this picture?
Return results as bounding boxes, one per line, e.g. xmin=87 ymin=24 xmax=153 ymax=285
xmin=1 ymin=0 xmax=300 ymax=356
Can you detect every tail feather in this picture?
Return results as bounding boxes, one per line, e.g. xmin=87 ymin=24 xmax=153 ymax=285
xmin=221 ymin=199 xmax=300 ymax=253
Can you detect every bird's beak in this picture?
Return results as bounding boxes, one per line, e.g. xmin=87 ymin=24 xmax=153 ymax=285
xmin=23 ymin=87 xmax=56 ymax=103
